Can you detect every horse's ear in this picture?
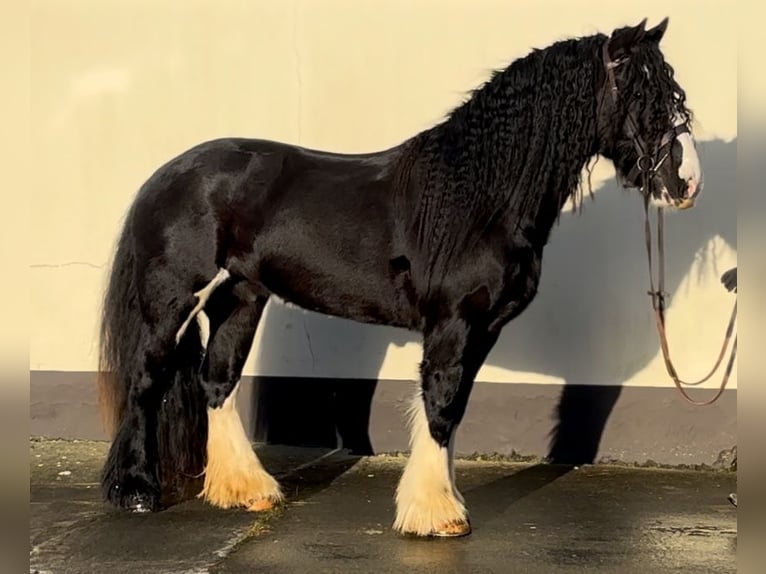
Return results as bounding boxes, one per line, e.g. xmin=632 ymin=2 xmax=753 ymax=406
xmin=608 ymin=19 xmax=647 ymax=61
xmin=645 ymin=17 xmax=669 ymax=44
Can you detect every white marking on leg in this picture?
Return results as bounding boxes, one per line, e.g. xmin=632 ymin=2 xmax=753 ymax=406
xmin=393 ymin=391 xmax=468 ymax=536
xmin=175 ymin=268 xmax=230 ymax=344
xmin=199 ymin=381 xmax=283 ymax=511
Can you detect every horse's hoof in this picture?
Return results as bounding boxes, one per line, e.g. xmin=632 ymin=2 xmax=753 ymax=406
xmin=245 ymin=498 xmax=277 ymax=512
xmin=103 ymin=474 xmax=161 ymax=512
xmin=125 ymin=492 xmax=159 ymax=513
xmin=432 ymin=520 xmax=472 ymax=538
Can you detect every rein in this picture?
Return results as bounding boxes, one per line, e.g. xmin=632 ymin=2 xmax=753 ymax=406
xmin=642 ymin=200 xmax=738 ymax=406
xmin=601 ymin=39 xmax=737 ymax=406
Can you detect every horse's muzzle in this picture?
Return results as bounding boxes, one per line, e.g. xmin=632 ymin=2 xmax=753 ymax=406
xmin=675 ymin=197 xmax=696 ymax=210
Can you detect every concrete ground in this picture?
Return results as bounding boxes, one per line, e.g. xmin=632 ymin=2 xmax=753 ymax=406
xmin=30 ymin=438 xmax=737 ymax=574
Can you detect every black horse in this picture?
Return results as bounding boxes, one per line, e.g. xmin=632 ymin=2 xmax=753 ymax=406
xmin=98 ymin=18 xmax=703 ymax=537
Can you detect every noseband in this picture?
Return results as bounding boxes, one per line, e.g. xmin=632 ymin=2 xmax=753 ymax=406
xmin=599 ymin=39 xmax=737 ymax=407
xmin=600 ymin=40 xmax=690 ymax=197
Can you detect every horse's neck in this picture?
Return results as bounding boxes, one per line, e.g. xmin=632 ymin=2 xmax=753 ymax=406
xmin=409 ymin=42 xmax=601 ymax=253
xmin=490 ymin=129 xmax=596 ymax=245
xmin=444 ymin=67 xmax=597 ymax=223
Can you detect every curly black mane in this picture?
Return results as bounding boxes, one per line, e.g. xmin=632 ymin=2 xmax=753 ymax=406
xmin=401 ymin=30 xmax=691 ymax=275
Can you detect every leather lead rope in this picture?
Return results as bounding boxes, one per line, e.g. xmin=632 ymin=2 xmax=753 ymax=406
xmin=643 ymin=184 xmax=738 ymax=406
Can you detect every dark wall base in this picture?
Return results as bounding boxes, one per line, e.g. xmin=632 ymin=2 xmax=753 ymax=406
xmin=30 ymin=371 xmax=736 ymax=467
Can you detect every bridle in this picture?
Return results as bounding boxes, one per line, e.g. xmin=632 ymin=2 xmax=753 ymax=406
xmin=600 ymin=41 xmax=691 ymax=194
xmin=600 ymin=40 xmax=737 ymax=406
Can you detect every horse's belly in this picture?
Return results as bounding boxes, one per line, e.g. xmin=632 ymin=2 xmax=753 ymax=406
xmin=257 ymin=243 xmax=407 ymax=328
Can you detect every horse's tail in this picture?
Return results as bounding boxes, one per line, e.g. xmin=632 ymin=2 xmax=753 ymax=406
xmin=98 ymin=206 xmax=209 ymax=504
xmin=96 ymin=211 xmax=138 ymax=438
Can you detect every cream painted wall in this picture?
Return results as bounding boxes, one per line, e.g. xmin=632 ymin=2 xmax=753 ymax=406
xmin=30 ymin=1 xmax=737 ymax=390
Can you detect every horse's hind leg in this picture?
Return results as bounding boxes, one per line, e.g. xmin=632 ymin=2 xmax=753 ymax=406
xmin=102 ymin=286 xmax=200 ymax=512
xmin=393 ymin=317 xmax=497 ymax=537
xmin=198 ymin=292 xmax=283 ymax=511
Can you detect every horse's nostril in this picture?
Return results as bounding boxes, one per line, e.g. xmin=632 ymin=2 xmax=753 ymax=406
xmin=687 ymin=179 xmax=699 ymax=199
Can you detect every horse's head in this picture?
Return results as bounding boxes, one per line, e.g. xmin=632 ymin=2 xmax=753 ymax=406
xmin=597 ymin=18 xmax=702 ymax=211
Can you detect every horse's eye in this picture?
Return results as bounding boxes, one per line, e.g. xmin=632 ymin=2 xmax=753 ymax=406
xmin=634 ymin=91 xmax=643 ymax=98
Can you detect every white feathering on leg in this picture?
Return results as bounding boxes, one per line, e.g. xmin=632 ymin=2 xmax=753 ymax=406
xmin=200 ymin=381 xmax=283 ymax=511
xmin=393 ymin=391 xmax=468 ymax=536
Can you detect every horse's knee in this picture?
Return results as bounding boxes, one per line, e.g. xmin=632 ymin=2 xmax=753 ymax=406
xmin=421 ymin=363 xmax=465 ymax=447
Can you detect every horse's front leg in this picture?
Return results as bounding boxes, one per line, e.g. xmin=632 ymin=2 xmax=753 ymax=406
xmin=393 ymin=317 xmax=498 ymax=537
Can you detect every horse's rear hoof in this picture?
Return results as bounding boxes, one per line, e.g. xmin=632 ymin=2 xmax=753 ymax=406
xmin=103 ymin=473 xmax=161 ymax=513
xmin=109 ymin=487 xmax=161 ymax=513
xmin=124 ymin=492 xmax=160 ymax=513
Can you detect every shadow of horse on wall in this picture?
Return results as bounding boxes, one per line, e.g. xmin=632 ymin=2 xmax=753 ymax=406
xmin=248 ymin=137 xmax=736 ymax=462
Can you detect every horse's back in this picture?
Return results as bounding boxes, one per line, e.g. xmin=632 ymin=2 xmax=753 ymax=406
xmin=128 ymin=135 xmax=401 ymax=248
xmin=244 ymin=141 xmax=411 ymax=324
xmin=126 ymin=136 xmax=414 ymax=326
